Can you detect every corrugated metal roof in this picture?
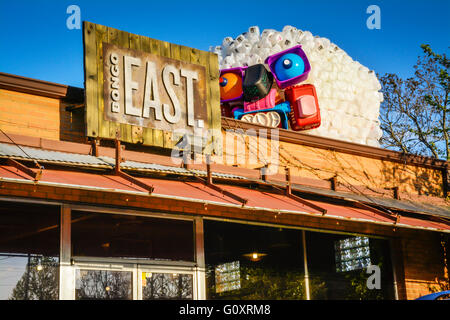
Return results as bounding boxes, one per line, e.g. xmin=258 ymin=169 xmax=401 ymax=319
xmin=190 ymin=169 xmax=245 ymax=180
xmin=289 ymin=182 xmax=450 ymax=219
xmin=99 ymin=156 xmax=245 ymax=179
xmin=0 ymin=142 xmax=111 ymax=167
xmin=0 ymin=142 xmax=245 ymax=179
xmin=98 ymin=156 xmax=190 ymax=174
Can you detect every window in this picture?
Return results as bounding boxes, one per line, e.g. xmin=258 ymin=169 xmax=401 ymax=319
xmin=71 ymin=211 xmax=194 ymax=262
xmin=75 ymin=270 xmax=132 ymax=300
xmin=335 ymin=236 xmax=371 ymax=272
xmin=142 ymin=272 xmax=193 ymax=300
xmin=215 ymin=261 xmax=241 ymax=293
xmin=306 ymin=231 xmax=395 ymax=300
xmin=204 ymin=220 xmax=305 ymax=300
xmin=0 ymin=202 xmax=60 ymax=300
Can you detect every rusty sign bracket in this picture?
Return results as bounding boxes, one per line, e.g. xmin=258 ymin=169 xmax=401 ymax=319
xmin=113 ymin=139 xmax=154 ymax=194
xmin=192 ymin=155 xmax=248 ymax=207
xmin=65 ymin=104 xmax=85 ymax=112
xmin=90 ymin=138 xmax=99 ymax=157
xmin=6 ymin=158 xmax=43 ymax=182
xmin=384 ymin=186 xmax=400 ymax=200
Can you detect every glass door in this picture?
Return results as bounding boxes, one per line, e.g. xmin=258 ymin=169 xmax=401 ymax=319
xmin=70 ymin=262 xmax=197 ymax=300
xmin=137 ymin=265 xmax=196 ymax=300
xmin=74 ymin=263 xmax=137 ymax=300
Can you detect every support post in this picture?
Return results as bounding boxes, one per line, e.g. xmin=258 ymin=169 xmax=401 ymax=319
xmin=330 ymin=175 xmax=338 ymax=191
xmin=59 ymin=204 xmax=73 ymax=300
xmin=302 ymin=230 xmax=311 ymax=300
xmin=194 ymin=217 xmax=206 ymax=300
xmin=257 ymin=168 xmax=327 ymax=215
xmin=90 ymin=139 xmax=99 ymax=157
xmin=115 ymin=138 xmax=121 ymax=174
xmin=260 ymin=165 xmax=267 ymax=182
xmin=285 ymin=167 xmax=292 ymax=196
xmin=206 ymin=154 xmax=212 ymax=185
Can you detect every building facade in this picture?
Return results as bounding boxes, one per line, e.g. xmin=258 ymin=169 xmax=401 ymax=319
xmin=0 ymin=66 xmax=449 ymax=300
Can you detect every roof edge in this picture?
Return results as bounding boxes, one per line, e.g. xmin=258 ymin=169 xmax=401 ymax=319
xmin=0 ymin=72 xmax=83 ymax=101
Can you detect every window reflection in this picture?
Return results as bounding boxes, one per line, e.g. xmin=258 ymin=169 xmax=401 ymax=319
xmin=71 ymin=211 xmax=194 ymax=262
xmin=306 ymin=232 xmax=395 ymax=300
xmin=75 ymin=270 xmax=132 ymax=300
xmin=0 ymin=202 xmax=60 ymax=300
xmin=204 ymin=220 xmax=396 ymax=300
xmin=1 ymin=254 xmax=59 ymax=300
xmin=204 ymin=221 xmax=306 ymax=300
xmin=142 ymin=273 xmax=193 ymax=300
xmin=215 ymin=261 xmax=241 ymax=293
xmin=335 ymin=236 xmax=371 ymax=272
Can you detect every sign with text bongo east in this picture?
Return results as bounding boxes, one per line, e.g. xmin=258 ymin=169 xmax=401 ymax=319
xmin=83 ymin=21 xmax=222 ymax=154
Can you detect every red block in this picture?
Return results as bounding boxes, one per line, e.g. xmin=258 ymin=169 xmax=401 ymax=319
xmin=285 ymin=84 xmax=321 ymax=130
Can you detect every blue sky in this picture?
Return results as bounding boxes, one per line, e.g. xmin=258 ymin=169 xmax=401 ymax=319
xmin=0 ymin=0 xmax=448 ymax=88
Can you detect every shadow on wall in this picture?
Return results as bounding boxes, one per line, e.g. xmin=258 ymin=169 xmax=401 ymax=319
xmin=59 ymin=86 xmax=86 ymax=143
xmin=380 ymin=160 xmax=444 ymax=198
xmin=427 ymin=233 xmax=450 ymax=294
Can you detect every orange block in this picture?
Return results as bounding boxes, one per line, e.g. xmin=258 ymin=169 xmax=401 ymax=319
xmin=220 ymin=72 xmax=242 ymax=101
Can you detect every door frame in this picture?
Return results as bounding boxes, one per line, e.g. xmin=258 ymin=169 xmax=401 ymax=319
xmin=59 ymin=204 xmax=206 ymax=300
xmin=66 ymin=260 xmax=199 ymax=300
xmin=136 ymin=264 xmax=198 ymax=300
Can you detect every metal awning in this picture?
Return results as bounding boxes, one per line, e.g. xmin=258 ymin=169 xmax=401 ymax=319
xmin=0 ymin=142 xmax=245 ymax=179
xmin=0 ymin=141 xmax=448 ymax=224
xmin=287 ymin=182 xmax=450 ymax=220
xmin=0 ymin=162 xmax=449 ymax=233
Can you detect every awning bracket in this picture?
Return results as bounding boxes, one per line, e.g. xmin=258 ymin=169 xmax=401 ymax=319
xmin=114 ymin=139 xmax=154 ymax=194
xmin=259 ymin=167 xmax=328 ymax=215
xmin=6 ymin=158 xmax=43 ymax=182
xmin=193 ymin=155 xmax=248 ymax=207
xmin=348 ymin=199 xmax=400 ymax=223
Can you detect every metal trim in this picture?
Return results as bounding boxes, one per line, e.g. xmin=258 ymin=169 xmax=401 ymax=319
xmin=202 ymin=216 xmax=391 ymax=240
xmin=68 ymin=203 xmax=195 ymax=221
xmin=72 ymin=256 xmax=197 ymax=267
xmin=0 ymin=196 xmax=62 ymax=206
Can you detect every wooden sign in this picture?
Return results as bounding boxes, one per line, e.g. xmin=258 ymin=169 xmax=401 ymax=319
xmin=83 ymin=21 xmax=222 ymax=154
